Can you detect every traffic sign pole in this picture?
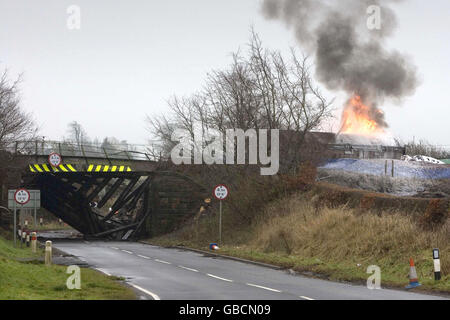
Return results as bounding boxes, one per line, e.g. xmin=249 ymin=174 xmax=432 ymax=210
xmin=219 ymin=201 xmax=222 ymax=244
xmin=13 ymin=206 xmax=16 ymax=247
xmin=213 ymin=185 xmax=229 ymax=245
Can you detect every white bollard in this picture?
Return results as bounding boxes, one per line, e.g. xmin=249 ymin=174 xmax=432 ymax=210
xmin=31 ymin=232 xmax=37 ymax=253
xmin=45 ymin=241 xmax=52 ymax=266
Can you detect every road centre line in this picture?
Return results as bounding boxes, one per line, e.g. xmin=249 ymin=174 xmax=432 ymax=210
xmin=178 ymin=265 xmax=199 ymax=272
xmin=300 ymin=296 xmax=315 ymax=300
xmin=246 ymin=283 xmax=281 ymax=293
xmin=154 ymin=259 xmax=171 ymax=264
xmin=137 ymin=254 xmax=151 ymax=259
xmin=206 ymin=274 xmax=233 ymax=282
xmin=121 ymin=250 xmax=133 ymax=254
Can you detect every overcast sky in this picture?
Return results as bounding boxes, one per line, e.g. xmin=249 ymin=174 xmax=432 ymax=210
xmin=0 ymin=0 xmax=449 ymax=146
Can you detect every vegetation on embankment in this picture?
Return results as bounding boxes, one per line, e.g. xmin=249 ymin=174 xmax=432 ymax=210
xmin=150 ymin=180 xmax=450 ymax=293
xmin=32 ymin=222 xmax=74 ymax=232
xmin=0 ymin=235 xmax=136 ymax=300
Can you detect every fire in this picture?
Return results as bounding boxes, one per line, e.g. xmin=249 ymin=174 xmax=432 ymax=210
xmin=339 ymin=95 xmax=385 ymax=136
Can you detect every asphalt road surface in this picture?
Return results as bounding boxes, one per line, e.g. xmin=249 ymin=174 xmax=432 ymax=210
xmin=53 ymin=241 xmax=447 ymax=300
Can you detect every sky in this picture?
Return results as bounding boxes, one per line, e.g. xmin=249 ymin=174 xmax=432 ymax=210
xmin=0 ymin=0 xmax=449 ymax=147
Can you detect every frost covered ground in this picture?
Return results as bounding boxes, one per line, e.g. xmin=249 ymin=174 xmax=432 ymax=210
xmin=320 ymin=159 xmax=450 ymax=179
xmin=318 ymin=159 xmax=450 ymax=197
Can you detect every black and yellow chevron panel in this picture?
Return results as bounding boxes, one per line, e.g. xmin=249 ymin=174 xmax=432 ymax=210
xmin=87 ymin=164 xmax=132 ymax=172
xmin=29 ymin=164 xmax=132 ymax=173
xmin=29 ymin=164 xmax=77 ymax=173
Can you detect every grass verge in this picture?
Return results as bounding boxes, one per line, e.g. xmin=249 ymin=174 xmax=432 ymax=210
xmin=0 ymin=236 xmax=136 ymax=300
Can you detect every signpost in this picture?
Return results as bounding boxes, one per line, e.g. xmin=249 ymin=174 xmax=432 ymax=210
xmin=213 ymin=185 xmax=229 ymax=244
xmin=8 ymin=189 xmax=41 ymax=247
xmin=48 ymin=152 xmax=62 ymax=167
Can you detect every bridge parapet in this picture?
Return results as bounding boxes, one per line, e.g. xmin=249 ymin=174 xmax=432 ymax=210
xmin=5 ymin=141 xmax=159 ymax=171
xmin=5 ymin=140 xmax=154 ymax=161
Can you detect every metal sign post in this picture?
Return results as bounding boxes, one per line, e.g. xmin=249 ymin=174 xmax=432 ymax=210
xmin=13 ymin=204 xmax=16 ymax=247
xmin=8 ymin=189 xmax=41 ymax=247
xmin=213 ymin=185 xmax=229 ymax=244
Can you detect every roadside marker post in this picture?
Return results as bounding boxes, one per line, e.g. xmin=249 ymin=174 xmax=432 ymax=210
xmin=433 ymin=249 xmax=441 ymax=281
xmin=213 ymin=185 xmax=229 ymax=245
xmin=45 ymin=241 xmax=52 ymax=266
xmin=31 ymin=232 xmax=37 ymax=253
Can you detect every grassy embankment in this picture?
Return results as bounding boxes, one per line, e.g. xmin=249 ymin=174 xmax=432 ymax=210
xmin=150 ymin=181 xmax=450 ymax=293
xmin=0 ymin=235 xmax=136 ymax=300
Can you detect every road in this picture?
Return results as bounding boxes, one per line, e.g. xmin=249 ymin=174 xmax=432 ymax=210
xmin=53 ymin=240 xmax=446 ymax=300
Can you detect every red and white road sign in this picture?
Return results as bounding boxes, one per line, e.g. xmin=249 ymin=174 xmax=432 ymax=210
xmin=48 ymin=152 xmax=62 ymax=167
xmin=213 ymin=185 xmax=229 ymax=200
xmin=14 ymin=188 xmax=31 ymax=205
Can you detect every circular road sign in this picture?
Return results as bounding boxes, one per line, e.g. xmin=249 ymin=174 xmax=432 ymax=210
xmin=48 ymin=152 xmax=62 ymax=167
xmin=14 ymin=188 xmax=31 ymax=205
xmin=213 ymin=185 xmax=229 ymax=201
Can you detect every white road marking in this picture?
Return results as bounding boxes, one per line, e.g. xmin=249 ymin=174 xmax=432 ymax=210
xmin=207 ymin=274 xmax=233 ymax=282
xmin=178 ymin=265 xmax=199 ymax=272
xmin=131 ymin=284 xmax=161 ymax=301
xmin=300 ymin=296 xmax=315 ymax=300
xmin=155 ymin=259 xmax=171 ymax=265
xmin=95 ymin=268 xmax=111 ymax=276
xmin=137 ymin=254 xmax=151 ymax=259
xmin=246 ymin=283 xmax=281 ymax=293
xmin=110 ymin=247 xmax=119 ymax=250
xmin=121 ymin=250 xmax=133 ymax=254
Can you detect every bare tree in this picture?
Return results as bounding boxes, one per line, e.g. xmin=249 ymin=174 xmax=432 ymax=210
xmin=405 ymin=139 xmax=450 ymax=159
xmin=0 ymin=70 xmax=36 ymax=149
xmin=146 ymin=31 xmax=334 ymax=171
xmin=65 ymin=121 xmax=90 ymax=147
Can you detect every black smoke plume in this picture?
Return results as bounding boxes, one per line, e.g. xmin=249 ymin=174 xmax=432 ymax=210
xmin=261 ymin=0 xmax=418 ymax=130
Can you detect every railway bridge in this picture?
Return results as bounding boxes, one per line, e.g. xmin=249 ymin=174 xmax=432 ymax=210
xmin=3 ymin=141 xmax=208 ymax=240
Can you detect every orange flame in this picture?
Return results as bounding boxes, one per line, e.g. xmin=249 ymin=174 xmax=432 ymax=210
xmin=339 ymin=95 xmax=385 ymax=136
